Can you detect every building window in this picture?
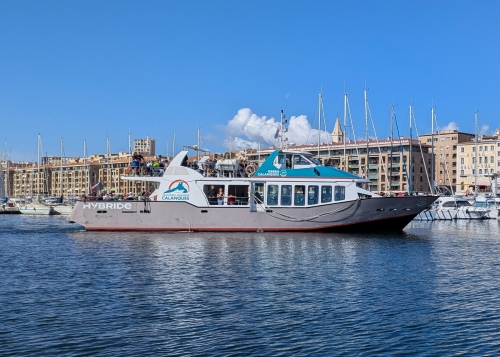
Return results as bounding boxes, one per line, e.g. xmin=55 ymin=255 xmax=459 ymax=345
xmin=491 ymin=156 xmax=495 ymax=163
xmin=485 ymin=146 xmax=488 ymax=151
xmin=460 ymin=147 xmax=464 ymax=153
xmin=460 ymin=158 xmax=464 ymax=164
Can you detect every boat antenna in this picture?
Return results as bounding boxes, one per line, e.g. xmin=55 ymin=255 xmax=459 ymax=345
xmin=278 ymin=109 xmax=288 ymax=149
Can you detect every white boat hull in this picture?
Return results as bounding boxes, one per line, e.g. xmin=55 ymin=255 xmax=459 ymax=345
xmin=70 ymin=196 xmax=437 ymax=232
xmin=19 ymin=206 xmax=55 ymax=215
xmin=50 ymin=205 xmax=74 ymax=215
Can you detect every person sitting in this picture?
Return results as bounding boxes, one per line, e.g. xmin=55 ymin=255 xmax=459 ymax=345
xmin=227 ymin=194 xmax=236 ymax=205
xmin=217 ymin=188 xmax=224 ymax=205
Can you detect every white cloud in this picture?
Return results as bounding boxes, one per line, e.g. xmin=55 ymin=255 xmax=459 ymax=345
xmin=479 ymin=124 xmax=489 ymax=135
xmin=440 ymin=122 xmax=459 ymax=131
xmin=221 ymin=108 xmax=332 ymax=151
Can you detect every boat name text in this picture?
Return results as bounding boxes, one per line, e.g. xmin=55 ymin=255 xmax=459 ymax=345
xmin=83 ymin=202 xmax=133 ymax=210
xmin=256 ymin=169 xmax=281 ymax=177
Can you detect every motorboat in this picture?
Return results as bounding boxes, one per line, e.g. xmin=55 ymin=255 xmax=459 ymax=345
xmin=69 ymin=148 xmax=438 ymax=232
xmin=474 ymin=195 xmax=499 ymax=219
xmin=1 ymin=198 xmax=21 ymax=214
xmin=430 ymin=196 xmax=490 ymax=220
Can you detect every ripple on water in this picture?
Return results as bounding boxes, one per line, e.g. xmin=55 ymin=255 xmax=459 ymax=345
xmin=1 ymin=217 xmax=500 ymax=355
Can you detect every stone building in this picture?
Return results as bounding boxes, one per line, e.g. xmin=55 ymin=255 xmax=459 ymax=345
xmin=456 ymin=129 xmax=500 ymax=194
xmin=418 ymin=130 xmax=475 ymax=191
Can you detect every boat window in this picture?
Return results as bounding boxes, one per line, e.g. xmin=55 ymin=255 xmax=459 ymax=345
xmin=308 ymin=185 xmax=318 ymax=205
xmin=281 ymin=185 xmax=292 ymax=206
xmin=294 ymin=185 xmax=305 ymax=206
xmin=204 ymin=184 xmax=225 ymax=205
xmin=276 ymin=154 xmax=287 ymax=169
xmin=228 ymin=184 xmax=249 ymax=205
xmin=267 ymin=185 xmax=279 ymax=206
xmin=334 ymin=186 xmax=345 ymax=201
xmin=293 ymin=155 xmax=311 ymax=166
xmin=321 ymin=186 xmax=332 ymax=203
xmin=254 ymin=182 xmax=264 ymax=204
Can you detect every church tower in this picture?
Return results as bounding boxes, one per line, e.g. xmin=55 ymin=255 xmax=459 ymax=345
xmin=332 ymin=116 xmax=343 ymax=143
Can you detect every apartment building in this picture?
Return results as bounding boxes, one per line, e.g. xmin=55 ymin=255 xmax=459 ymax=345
xmin=456 ymin=130 xmax=500 ymax=194
xmin=418 ymin=130 xmax=475 ymax=190
xmin=134 ymin=138 xmax=155 ymax=156
xmin=4 ymin=153 xmax=158 ymax=199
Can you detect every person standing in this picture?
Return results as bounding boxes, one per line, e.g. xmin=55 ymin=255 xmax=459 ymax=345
xmin=217 ymin=188 xmax=224 ymax=205
xmin=208 ymin=185 xmax=217 ymax=205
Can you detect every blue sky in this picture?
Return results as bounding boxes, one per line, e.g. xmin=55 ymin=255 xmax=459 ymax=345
xmin=1 ymin=0 xmax=499 ymax=161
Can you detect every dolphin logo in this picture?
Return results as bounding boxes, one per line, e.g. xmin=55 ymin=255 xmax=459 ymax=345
xmin=164 ymin=180 xmax=189 ymax=194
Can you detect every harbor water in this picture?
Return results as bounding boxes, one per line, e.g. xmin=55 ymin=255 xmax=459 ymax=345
xmin=1 ymin=216 xmax=500 ymax=356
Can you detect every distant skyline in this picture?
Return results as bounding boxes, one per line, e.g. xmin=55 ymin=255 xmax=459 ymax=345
xmin=1 ymin=1 xmax=499 ymax=161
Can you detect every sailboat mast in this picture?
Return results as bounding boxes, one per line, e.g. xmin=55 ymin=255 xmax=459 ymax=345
xmin=128 ymin=130 xmax=131 ymax=166
xmin=389 ymin=106 xmax=395 ymax=194
xmin=343 ymin=93 xmax=347 ymax=171
xmin=60 ymin=137 xmax=63 ymax=197
xmin=474 ymin=111 xmax=478 ymax=192
xmin=364 ymin=89 xmax=369 ymax=179
xmin=37 ymin=133 xmax=41 ymax=197
xmin=84 ymin=140 xmax=90 ymax=195
xmin=318 ymin=92 xmax=321 ymax=158
xmin=197 ymin=127 xmax=201 ymax=162
xmin=409 ymin=105 xmax=413 ymax=194
xmin=430 ymin=106 xmax=435 ymax=195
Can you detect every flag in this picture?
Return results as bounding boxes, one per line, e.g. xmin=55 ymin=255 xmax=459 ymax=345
xmin=91 ymin=181 xmax=104 ymax=192
xmin=274 ymin=126 xmax=280 ymax=139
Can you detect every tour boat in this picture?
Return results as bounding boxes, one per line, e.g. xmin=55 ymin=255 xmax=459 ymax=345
xmin=69 ymin=149 xmax=438 ymax=232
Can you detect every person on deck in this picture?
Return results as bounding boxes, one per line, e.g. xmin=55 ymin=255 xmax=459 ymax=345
xmin=208 ymin=185 xmax=217 ymax=205
xmin=132 ymin=152 xmax=144 ymax=176
xmin=217 ymin=188 xmax=224 ymax=205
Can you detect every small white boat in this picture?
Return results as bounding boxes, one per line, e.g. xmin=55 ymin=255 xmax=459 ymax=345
xmin=16 ymin=199 xmax=55 ymax=215
xmin=474 ymin=195 xmax=500 ymax=219
xmin=1 ymin=198 xmax=21 ymax=214
xmin=433 ymin=196 xmax=490 ymax=220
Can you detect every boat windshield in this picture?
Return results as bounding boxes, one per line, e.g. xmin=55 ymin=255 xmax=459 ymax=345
xmin=442 ymin=200 xmax=471 ymax=208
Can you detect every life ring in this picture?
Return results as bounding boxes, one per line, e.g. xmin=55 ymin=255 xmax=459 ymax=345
xmin=125 ymin=166 xmax=132 ymax=174
xmin=245 ymin=164 xmax=256 ymax=176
